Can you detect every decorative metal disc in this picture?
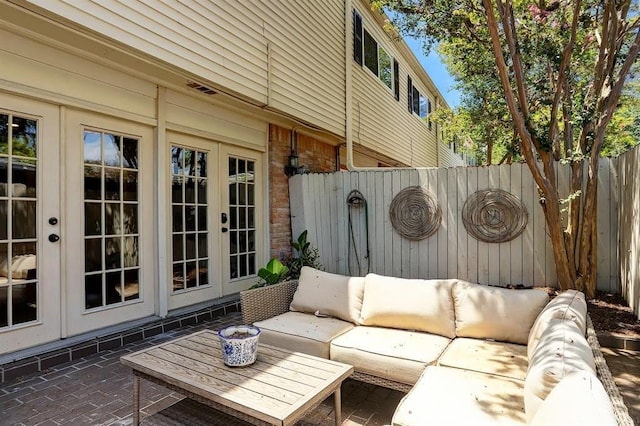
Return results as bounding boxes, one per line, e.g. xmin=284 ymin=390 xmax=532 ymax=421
xmin=462 ymin=189 xmax=528 ymax=243
xmin=389 ymin=186 xmax=442 ymax=240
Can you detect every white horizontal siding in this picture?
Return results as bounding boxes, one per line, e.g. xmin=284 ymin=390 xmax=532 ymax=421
xmin=24 ymin=0 xmax=347 ymax=136
xmin=350 ymin=5 xmax=439 ymax=167
xmin=439 ymin=143 xmax=466 ymax=168
xmin=165 ymin=90 xmax=267 ymax=151
xmin=262 ymin=0 xmax=346 ymax=136
xmin=0 ymin=28 xmax=156 ymax=121
xmin=26 ymin=0 xmax=269 ymax=104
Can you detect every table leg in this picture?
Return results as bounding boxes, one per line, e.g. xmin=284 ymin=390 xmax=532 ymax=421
xmin=133 ymin=375 xmax=140 ymax=426
xmin=334 ymin=385 xmax=342 ymax=425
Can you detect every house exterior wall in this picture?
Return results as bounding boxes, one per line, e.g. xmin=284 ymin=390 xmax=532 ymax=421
xmin=20 ymin=0 xmax=347 ymax=136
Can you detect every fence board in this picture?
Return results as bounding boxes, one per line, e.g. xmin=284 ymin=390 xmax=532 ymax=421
xmin=446 ymin=168 xmax=458 ymax=279
xmin=437 ymin=167 xmax=449 ymax=279
xmin=505 ymin=164 xmax=524 ymax=284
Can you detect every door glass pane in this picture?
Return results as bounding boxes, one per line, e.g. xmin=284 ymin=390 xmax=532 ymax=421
xmin=228 ymin=156 xmax=256 ymax=280
xmin=11 ymin=116 xmax=37 ymax=158
xmin=171 ymin=145 xmax=209 ymax=292
xmin=103 ymin=134 xmax=121 ymax=167
xmin=0 ymin=113 xmax=39 ymax=329
xmin=83 ymin=129 xmax=140 ymax=309
xmin=0 ymin=114 xmax=8 ymax=155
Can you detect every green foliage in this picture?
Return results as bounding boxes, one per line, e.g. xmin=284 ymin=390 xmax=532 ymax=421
xmin=252 ymin=230 xmax=323 ymax=288
xmin=376 ymin=0 xmax=640 ymax=162
xmin=256 ymin=258 xmax=289 ymax=287
xmin=287 ymin=230 xmax=323 ymax=280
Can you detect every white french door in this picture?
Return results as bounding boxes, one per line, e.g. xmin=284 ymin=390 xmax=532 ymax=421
xmin=168 ymin=134 xmax=264 ymax=310
xmin=64 ymin=110 xmax=155 ymax=336
xmin=220 ymin=145 xmax=263 ymax=296
xmin=0 ymin=93 xmax=61 ymax=354
xmin=167 ymin=132 xmax=220 ymax=309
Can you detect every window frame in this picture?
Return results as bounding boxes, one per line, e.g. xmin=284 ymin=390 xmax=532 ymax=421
xmin=353 ymin=10 xmax=397 ymax=97
xmin=407 ymin=78 xmax=434 ymax=127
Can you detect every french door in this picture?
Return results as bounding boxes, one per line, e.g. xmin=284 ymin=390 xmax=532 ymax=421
xmin=0 ymin=94 xmax=61 ymax=354
xmin=64 ymin=110 xmax=155 ymax=336
xmin=168 ymin=133 xmax=263 ymax=310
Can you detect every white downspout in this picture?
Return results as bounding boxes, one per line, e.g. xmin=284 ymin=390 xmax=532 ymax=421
xmin=345 ymin=0 xmax=356 ymax=170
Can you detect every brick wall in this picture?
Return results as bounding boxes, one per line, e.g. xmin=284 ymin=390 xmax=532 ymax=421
xmin=268 ymin=124 xmax=337 ymax=259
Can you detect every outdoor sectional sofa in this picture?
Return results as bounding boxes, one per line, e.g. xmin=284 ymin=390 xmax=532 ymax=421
xmin=240 ymin=266 xmax=633 ymax=425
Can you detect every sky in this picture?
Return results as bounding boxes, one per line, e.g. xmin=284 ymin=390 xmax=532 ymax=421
xmin=403 ymin=36 xmax=462 ymax=110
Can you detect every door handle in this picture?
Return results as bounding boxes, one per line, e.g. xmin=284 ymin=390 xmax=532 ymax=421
xmin=221 ymin=212 xmax=228 ymax=224
xmin=48 ymin=234 xmax=60 ymax=243
xmin=221 ymin=227 xmax=228 ymax=233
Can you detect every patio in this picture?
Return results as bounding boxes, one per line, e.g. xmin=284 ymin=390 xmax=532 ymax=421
xmin=0 ymin=307 xmax=638 ymax=425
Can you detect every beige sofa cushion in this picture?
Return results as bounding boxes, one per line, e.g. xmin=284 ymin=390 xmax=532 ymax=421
xmin=453 ymin=281 xmax=548 ymax=344
xmin=254 ymin=311 xmax=354 ymax=358
xmin=330 ymin=326 xmax=451 ymax=385
xmin=527 ymin=289 xmax=587 ymax=359
xmin=529 ymin=370 xmax=616 ymax=426
xmin=392 ymin=366 xmax=526 ymax=426
xmin=289 ymin=267 xmax=365 ymax=324
xmin=438 ymin=337 xmax=528 ymax=380
xmin=359 ymin=274 xmax=457 ymax=338
xmin=524 ymin=318 xmax=596 ymax=422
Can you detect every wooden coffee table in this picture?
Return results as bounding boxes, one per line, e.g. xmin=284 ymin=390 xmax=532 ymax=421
xmin=120 ymin=329 xmax=353 ymax=425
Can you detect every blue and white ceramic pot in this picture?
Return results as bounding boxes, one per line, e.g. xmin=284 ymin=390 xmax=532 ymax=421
xmin=217 ymin=325 xmax=260 ymax=367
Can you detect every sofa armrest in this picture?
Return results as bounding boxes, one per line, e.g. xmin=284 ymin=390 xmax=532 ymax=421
xmin=240 ymin=280 xmax=298 ymax=325
xmin=586 ymin=314 xmax=634 ymax=426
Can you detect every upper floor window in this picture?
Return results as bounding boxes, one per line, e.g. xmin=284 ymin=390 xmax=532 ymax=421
xmin=407 ymin=76 xmax=433 ymax=130
xmin=354 ymin=11 xmax=400 ymax=100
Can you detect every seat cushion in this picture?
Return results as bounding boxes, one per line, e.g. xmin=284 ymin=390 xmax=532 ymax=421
xmin=289 ymin=266 xmax=365 ymax=324
xmin=392 ymin=366 xmax=526 ymax=426
xmin=528 ymin=289 xmax=587 ymax=359
xmin=524 ymin=318 xmax=596 ymax=422
xmin=529 ymin=370 xmax=616 ymax=426
xmin=254 ymin=311 xmax=354 ymax=358
xmin=438 ymin=337 xmax=528 ymax=380
xmin=453 ymin=281 xmax=549 ymax=344
xmin=330 ymin=326 xmax=451 ymax=385
xmin=359 ymin=273 xmax=457 ymax=338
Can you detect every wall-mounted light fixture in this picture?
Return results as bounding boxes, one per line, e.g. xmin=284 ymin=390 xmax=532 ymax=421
xmin=284 ymin=130 xmax=305 ymax=176
xmin=284 ymin=151 xmax=299 ymax=176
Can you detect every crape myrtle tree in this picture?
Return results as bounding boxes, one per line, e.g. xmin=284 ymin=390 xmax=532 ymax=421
xmin=375 ymin=0 xmax=640 ymax=297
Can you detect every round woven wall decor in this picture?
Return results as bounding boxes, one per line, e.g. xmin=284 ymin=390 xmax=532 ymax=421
xmin=389 ymin=186 xmax=442 ymax=240
xmin=462 ymin=189 xmax=528 ymax=243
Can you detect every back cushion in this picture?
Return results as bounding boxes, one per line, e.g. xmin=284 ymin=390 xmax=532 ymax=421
xmin=453 ymin=281 xmax=549 ymax=344
xmin=290 ymin=266 xmax=365 ymax=324
xmin=359 ymin=273 xmax=457 ymax=338
xmin=529 ymin=370 xmax=616 ymax=426
xmin=524 ymin=318 xmax=596 ymax=422
xmin=527 ymin=289 xmax=587 ymax=359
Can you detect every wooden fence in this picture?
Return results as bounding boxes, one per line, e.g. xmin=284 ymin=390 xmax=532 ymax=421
xmin=289 ymin=157 xmax=624 ymax=295
xmin=618 ymin=146 xmax=640 ymax=318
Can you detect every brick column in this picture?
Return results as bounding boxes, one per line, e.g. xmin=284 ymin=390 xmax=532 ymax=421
xmin=268 ymin=125 xmax=338 ymax=260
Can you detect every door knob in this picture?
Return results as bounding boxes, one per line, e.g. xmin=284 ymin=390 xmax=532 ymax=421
xmin=221 ymin=227 xmax=228 ymax=233
xmin=49 ymin=217 xmax=58 ymax=225
xmin=48 ymin=234 xmax=60 ymax=242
